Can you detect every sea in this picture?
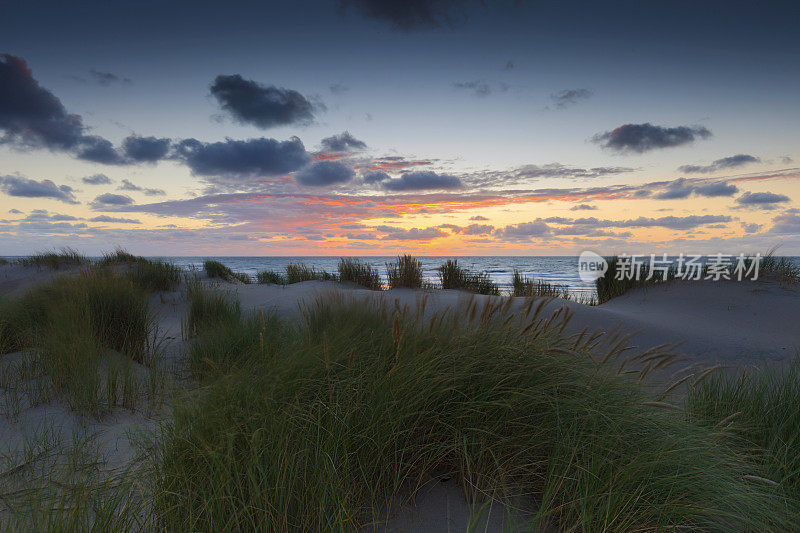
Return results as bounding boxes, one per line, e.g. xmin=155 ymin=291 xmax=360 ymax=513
xmin=147 ymin=255 xmax=800 ymax=298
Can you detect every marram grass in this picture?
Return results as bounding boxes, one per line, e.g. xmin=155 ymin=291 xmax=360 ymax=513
xmin=152 ymin=293 xmax=793 ymax=531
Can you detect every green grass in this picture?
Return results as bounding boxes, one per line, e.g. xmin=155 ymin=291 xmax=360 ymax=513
xmin=761 ymin=248 xmax=800 ymax=286
xmin=256 ymin=270 xmax=287 ymax=285
xmin=687 ymin=359 xmax=800 ymax=502
xmin=151 ymin=296 xmax=793 ymax=531
xmin=437 ymin=259 xmax=499 ymax=295
xmin=126 ymin=259 xmax=182 ymax=292
xmin=17 ymin=248 xmax=87 ymax=269
xmin=97 ymin=247 xmax=148 ymax=266
xmin=285 ymin=262 xmax=337 ymax=284
xmin=337 ymin=257 xmax=382 ymax=290
xmin=185 ymin=281 xmax=242 ymax=338
xmin=203 ymin=260 xmax=251 ymax=283
xmin=0 ymin=268 xmax=158 ymax=415
xmin=510 ymin=269 xmax=570 ymax=299
xmin=386 ymin=254 xmax=423 ymax=289
xmin=0 ymin=257 xmax=9 ymax=265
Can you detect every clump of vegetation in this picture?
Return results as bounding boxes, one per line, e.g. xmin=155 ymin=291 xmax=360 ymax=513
xmin=203 ymin=260 xmax=251 ymax=283
xmin=437 ymin=259 xmax=499 ymax=295
xmin=127 ymin=259 xmax=182 ymax=292
xmin=185 ymin=281 xmax=241 ymax=338
xmin=18 ymin=248 xmax=87 ymax=269
xmin=687 ymin=359 xmax=800 ymax=502
xmin=256 ymin=270 xmax=287 ymax=285
xmin=761 ymin=249 xmax=800 ymax=286
xmin=512 ymin=269 xmax=570 ymax=299
xmin=595 ymin=256 xmax=677 ymax=303
xmin=153 ymin=297 xmax=793 ymax=530
xmin=0 ymin=257 xmax=9 ymax=265
xmin=0 ymin=268 xmax=158 ymax=415
xmin=337 ymin=257 xmax=382 ymax=290
xmin=97 ymin=247 xmax=148 ymax=266
xmin=285 ymin=263 xmax=337 ymax=284
xmin=386 ymin=254 xmax=424 ymax=289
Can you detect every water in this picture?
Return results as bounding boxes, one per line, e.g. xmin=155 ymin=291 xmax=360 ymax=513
xmin=160 ymin=256 xmax=598 ymax=296
xmin=155 ymin=255 xmax=800 ymax=297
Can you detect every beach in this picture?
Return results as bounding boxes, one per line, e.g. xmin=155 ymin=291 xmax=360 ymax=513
xmin=1 ymin=255 xmax=799 ymax=530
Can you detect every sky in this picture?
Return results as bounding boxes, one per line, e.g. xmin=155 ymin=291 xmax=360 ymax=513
xmin=1 ymin=0 xmax=799 ymax=256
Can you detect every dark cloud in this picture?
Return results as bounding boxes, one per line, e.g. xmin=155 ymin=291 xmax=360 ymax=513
xmin=469 ymin=215 xmax=489 ymax=221
xmin=338 ymin=0 xmax=468 ymax=30
xmin=769 ymin=212 xmax=800 ymax=235
xmin=592 ymin=123 xmax=712 ymax=153
xmin=295 ymin=160 xmax=355 ymax=186
xmin=0 ymin=54 xmax=86 ymax=151
xmin=89 ymin=69 xmax=131 ymax=86
xmin=376 ymin=225 xmax=447 ymax=240
xmin=551 ymin=88 xmax=592 ymax=109
xmin=122 ymin=135 xmax=171 ymax=162
xmin=453 ymin=80 xmax=492 ymax=97
xmin=741 ymin=222 xmax=762 ymax=234
xmin=504 ymin=60 xmax=514 ymax=70
xmin=494 ymin=221 xmax=551 ymax=241
xmin=362 ymin=170 xmax=391 ymax=184
xmin=329 ymin=83 xmax=349 ymax=95
xmin=462 ymin=223 xmax=494 ymax=235
xmin=383 ymin=171 xmax=463 ymax=191
xmin=210 ymin=74 xmax=317 ymax=129
xmin=557 ymin=214 xmax=732 ymax=231
xmin=694 ymin=182 xmax=738 ymax=197
xmin=570 ymin=204 xmax=597 ymax=210
xmin=89 ymin=215 xmax=141 ymax=224
xmin=678 ymin=154 xmax=760 ymax=174
xmin=467 ymin=163 xmax=635 ymax=188
xmin=653 ymin=178 xmax=738 ymax=199
xmin=320 ymin=131 xmax=367 ymax=152
xmin=24 ymin=210 xmax=79 ymax=222
xmin=735 ymin=191 xmax=790 ymax=208
xmin=76 ymin=135 xmax=126 ymax=164
xmin=175 ymin=137 xmax=311 ymax=178
xmin=117 ymin=179 xmax=165 ymax=196
xmin=91 ymin=193 xmax=134 ymax=207
xmin=0 ymin=175 xmax=78 ymax=203
xmin=82 ymin=173 xmax=112 ymax=185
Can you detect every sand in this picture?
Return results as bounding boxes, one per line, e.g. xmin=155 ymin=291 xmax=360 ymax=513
xmin=2 ymin=263 xmax=799 ymax=530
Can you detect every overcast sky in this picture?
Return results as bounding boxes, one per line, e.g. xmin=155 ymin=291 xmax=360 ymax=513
xmin=1 ymin=0 xmax=799 ymax=255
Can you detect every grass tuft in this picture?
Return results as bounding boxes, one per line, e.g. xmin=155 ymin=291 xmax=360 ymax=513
xmin=18 ymin=248 xmax=87 ymax=269
xmin=512 ymin=269 xmax=569 ymax=299
xmin=256 ymin=270 xmax=287 ymax=285
xmin=285 ymin=262 xmax=337 ymax=284
xmin=337 ymin=257 xmax=382 ymax=290
xmin=437 ymin=259 xmax=499 ymax=295
xmin=386 ymin=254 xmax=423 ymax=289
xmin=203 ymin=260 xmax=251 ymax=283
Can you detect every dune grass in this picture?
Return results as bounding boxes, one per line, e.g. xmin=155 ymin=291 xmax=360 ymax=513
xmin=686 ymin=359 xmax=800 ymax=502
xmin=437 ymin=259 xmax=499 ymax=295
xmin=185 ymin=280 xmax=241 ymax=338
xmin=285 ymin=262 xmax=337 ymax=284
xmin=256 ymin=269 xmax=287 ymax=285
xmin=17 ymin=248 xmax=87 ymax=269
xmin=337 ymin=257 xmax=382 ymax=290
xmin=761 ymin=249 xmax=800 ymax=286
xmin=203 ymin=260 xmax=251 ymax=284
xmin=386 ymin=254 xmax=424 ymax=289
xmin=151 ymin=294 xmax=793 ymax=531
xmin=512 ymin=269 xmax=570 ymax=298
xmin=0 ymin=268 xmax=162 ymax=416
